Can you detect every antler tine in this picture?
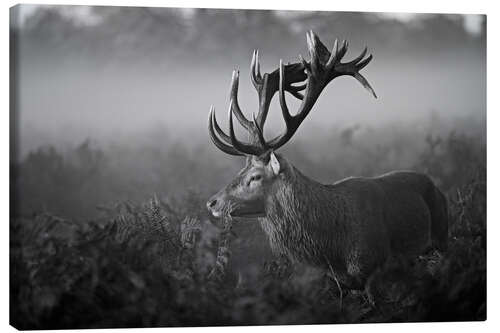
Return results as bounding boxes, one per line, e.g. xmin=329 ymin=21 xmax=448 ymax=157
xmin=307 ymin=31 xmax=320 ymax=75
xmin=344 ymin=46 xmax=367 ymax=66
xmin=208 ymin=106 xmax=244 ymax=156
xmin=278 ymin=59 xmax=293 ymax=123
xmin=252 ymin=113 xmax=268 ymax=148
xmin=256 ymin=51 xmax=261 ymax=78
xmin=250 ymin=49 xmax=262 ymax=89
xmin=230 ymin=70 xmax=253 ymax=130
xmin=228 ymin=101 xmax=263 ymax=156
xmin=326 ymin=39 xmax=339 ymax=68
xmin=355 ymin=53 xmax=373 ymax=70
xmin=353 ymin=72 xmax=377 ymax=98
xmin=250 ymin=49 xmax=270 ymax=128
xmin=211 ymin=107 xmax=232 ymax=144
xmin=337 ymin=40 xmax=349 ymax=61
xmin=287 ymin=82 xmax=306 ymax=100
xmin=350 ymin=52 xmax=377 ymax=98
xmin=255 ymin=74 xmax=270 ymax=126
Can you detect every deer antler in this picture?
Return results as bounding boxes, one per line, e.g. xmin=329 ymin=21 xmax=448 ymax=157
xmin=250 ymin=50 xmax=308 ymax=128
xmin=267 ymin=31 xmax=376 ymax=150
xmin=208 ymin=31 xmax=376 ymax=156
xmin=209 ymin=55 xmax=306 ymax=155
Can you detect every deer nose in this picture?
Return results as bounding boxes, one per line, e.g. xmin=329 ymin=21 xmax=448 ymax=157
xmin=207 ymin=199 xmax=217 ymax=210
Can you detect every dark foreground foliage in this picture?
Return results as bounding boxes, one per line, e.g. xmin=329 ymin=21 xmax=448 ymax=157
xmin=10 ymin=131 xmax=486 ymax=328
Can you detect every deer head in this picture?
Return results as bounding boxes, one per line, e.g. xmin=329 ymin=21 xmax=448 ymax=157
xmin=206 ymin=31 xmax=376 ymax=219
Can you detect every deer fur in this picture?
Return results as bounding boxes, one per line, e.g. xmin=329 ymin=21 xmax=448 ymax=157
xmin=259 ymin=153 xmax=448 ymax=289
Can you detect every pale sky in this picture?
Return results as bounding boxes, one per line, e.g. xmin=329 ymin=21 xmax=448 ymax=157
xmin=16 ymin=4 xmax=484 ymax=36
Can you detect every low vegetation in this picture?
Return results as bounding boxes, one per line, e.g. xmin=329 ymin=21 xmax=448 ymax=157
xmin=10 ymin=127 xmax=486 ymax=328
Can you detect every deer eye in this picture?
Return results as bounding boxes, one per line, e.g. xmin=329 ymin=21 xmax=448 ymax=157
xmin=252 ymin=175 xmax=262 ymax=181
xmin=247 ymin=174 xmax=263 ymax=186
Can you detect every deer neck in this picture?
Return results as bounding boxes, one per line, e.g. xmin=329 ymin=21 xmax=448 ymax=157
xmin=259 ymin=164 xmax=347 ymax=263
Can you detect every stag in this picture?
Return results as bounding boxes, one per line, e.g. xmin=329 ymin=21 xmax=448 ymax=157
xmin=206 ymin=31 xmax=448 ymax=298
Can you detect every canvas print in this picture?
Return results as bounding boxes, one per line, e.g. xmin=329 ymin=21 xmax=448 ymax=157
xmin=10 ymin=4 xmax=486 ymax=329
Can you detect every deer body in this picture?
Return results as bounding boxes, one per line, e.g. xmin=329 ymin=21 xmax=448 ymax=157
xmin=259 ymin=157 xmax=447 ymax=288
xmin=205 ymin=31 xmax=448 ymax=292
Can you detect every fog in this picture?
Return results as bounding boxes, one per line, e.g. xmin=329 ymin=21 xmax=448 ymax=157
xmin=10 ymin=7 xmax=488 ymax=327
xmin=12 ymin=5 xmax=486 ymax=158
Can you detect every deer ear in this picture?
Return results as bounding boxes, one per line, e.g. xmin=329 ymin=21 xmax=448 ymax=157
xmin=269 ymin=152 xmax=281 ymax=175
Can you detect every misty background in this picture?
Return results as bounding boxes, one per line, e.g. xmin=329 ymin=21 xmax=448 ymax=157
xmin=10 ymin=6 xmax=488 ymax=327
xmin=11 ymin=5 xmax=486 ymax=218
